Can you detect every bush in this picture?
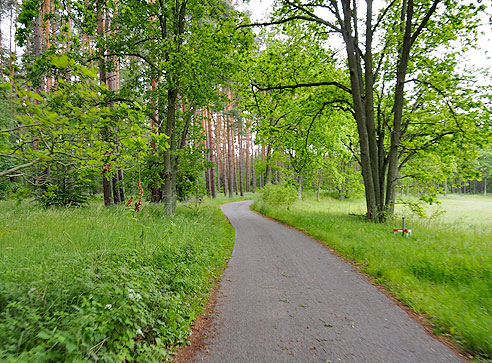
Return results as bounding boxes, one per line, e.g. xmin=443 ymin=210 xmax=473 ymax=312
xmin=261 ymin=181 xmax=298 ymax=209
xmin=36 ymin=182 xmax=89 ymax=207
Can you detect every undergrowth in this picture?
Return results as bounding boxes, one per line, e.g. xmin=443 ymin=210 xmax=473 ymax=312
xmin=251 ymin=195 xmax=492 ymax=360
xmin=0 ymin=200 xmax=235 ymax=361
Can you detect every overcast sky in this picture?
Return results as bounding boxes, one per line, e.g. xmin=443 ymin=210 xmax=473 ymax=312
xmin=2 ymin=1 xmax=490 ymax=78
xmin=238 ymin=0 xmax=492 ymax=78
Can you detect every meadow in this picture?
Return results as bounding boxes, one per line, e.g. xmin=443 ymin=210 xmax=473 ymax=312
xmin=252 ymin=192 xmax=492 ymax=360
xmin=0 ymin=195 xmax=246 ymax=361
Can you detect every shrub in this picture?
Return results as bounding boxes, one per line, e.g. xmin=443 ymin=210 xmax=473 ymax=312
xmin=261 ymin=181 xmax=298 ymax=209
xmin=36 ymin=182 xmax=89 ymax=207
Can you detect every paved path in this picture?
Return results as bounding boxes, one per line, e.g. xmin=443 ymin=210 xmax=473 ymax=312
xmin=192 ymin=201 xmax=462 ymax=363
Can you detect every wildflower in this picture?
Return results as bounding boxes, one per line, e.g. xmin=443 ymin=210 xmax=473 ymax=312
xmin=105 ymin=304 xmax=112 ymax=310
xmin=136 ymin=329 xmax=143 ymax=336
xmin=100 ymin=162 xmax=112 ymax=174
xmin=128 ymin=288 xmax=141 ymax=301
xmin=126 ymin=196 xmax=134 ymax=207
xmin=134 ymin=181 xmax=144 ymax=212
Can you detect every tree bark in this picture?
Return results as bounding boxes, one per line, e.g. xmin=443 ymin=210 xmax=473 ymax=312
xmin=226 ymin=115 xmax=234 ymax=198
xmin=484 ymin=174 xmax=487 ymax=196
xmin=219 ymin=113 xmax=227 ymax=196
xmin=265 ymin=145 xmax=272 ymax=185
xmin=97 ymin=6 xmax=112 ymax=206
xmin=232 ymin=129 xmax=238 ymax=195
xmin=238 ymin=129 xmax=244 ymax=197
xmin=203 ymin=112 xmax=211 ymax=196
xmin=102 ymin=175 xmax=112 ymax=206
xmin=298 ymin=175 xmax=303 ymax=201
xmin=163 ymin=88 xmax=178 ymax=214
xmin=252 ymin=148 xmax=257 ymax=193
xmin=207 ymin=109 xmax=216 ymax=198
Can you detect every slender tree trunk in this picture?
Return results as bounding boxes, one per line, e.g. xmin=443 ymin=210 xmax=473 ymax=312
xmin=150 ymin=79 xmax=161 ymax=202
xmin=226 ymin=116 xmax=234 ymax=198
xmin=298 ymin=175 xmax=303 ymax=201
xmin=219 ymin=113 xmax=227 ymax=196
xmin=207 ymin=109 xmax=216 ymax=198
xmin=102 ymin=175 xmax=112 ymax=206
xmin=232 ymin=129 xmax=238 ymax=195
xmin=252 ymin=148 xmax=257 ymax=193
xmin=203 ymin=112 xmax=211 ymax=196
xmin=97 ymin=7 xmax=112 ymax=206
xmin=238 ymin=129 xmax=244 ymax=197
xmin=484 ymin=174 xmax=487 ymax=196
xmin=33 ymin=10 xmax=42 ymax=88
xmin=265 ymin=145 xmax=272 ymax=185
xmin=245 ymin=127 xmax=250 ymax=192
xmin=118 ymin=168 xmax=125 ymax=201
xmin=44 ymin=0 xmax=52 ymax=90
xmin=215 ymin=113 xmax=221 ymax=194
xmin=112 ymin=174 xmax=120 ymax=204
xmin=163 ymin=88 xmax=178 ymax=214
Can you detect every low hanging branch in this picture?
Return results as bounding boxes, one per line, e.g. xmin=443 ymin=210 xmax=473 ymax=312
xmin=0 ymin=158 xmax=42 ymax=178
xmin=252 ymin=81 xmax=352 ymax=95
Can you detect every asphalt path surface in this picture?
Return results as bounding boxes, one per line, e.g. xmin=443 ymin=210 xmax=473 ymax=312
xmin=192 ymin=200 xmax=462 ymax=363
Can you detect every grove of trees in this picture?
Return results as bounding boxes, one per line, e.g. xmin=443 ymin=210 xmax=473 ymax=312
xmin=1 ymin=0 xmax=491 ymax=219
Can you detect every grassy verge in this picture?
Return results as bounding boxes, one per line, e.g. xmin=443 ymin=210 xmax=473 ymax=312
xmin=251 ymin=195 xmax=492 ymax=360
xmin=0 ymin=198 xmax=237 ymax=361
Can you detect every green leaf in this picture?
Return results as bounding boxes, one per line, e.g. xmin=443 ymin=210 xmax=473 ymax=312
xmin=51 ymin=55 xmax=70 ymax=69
xmin=37 ymin=331 xmax=51 ymax=340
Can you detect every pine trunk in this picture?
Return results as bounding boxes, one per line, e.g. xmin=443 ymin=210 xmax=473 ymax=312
xmin=245 ymin=127 xmax=251 ymax=192
xmin=238 ymin=130 xmax=244 ymax=197
xmin=207 ymin=109 xmax=216 ymax=198
xmin=226 ymin=116 xmax=234 ymax=198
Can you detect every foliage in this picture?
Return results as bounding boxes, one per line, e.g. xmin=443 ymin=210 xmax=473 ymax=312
xmin=242 ymin=0 xmax=492 ymax=220
xmin=35 ymin=174 xmax=90 ymax=207
xmin=0 ymin=56 xmax=146 ymax=181
xmin=261 ymin=181 xmax=298 ymax=209
xmin=238 ymin=24 xmax=355 ymax=185
xmin=0 ymin=200 xmax=234 ymax=361
xmin=251 ymin=195 xmax=492 ymax=359
xmin=478 ymin=148 xmax=492 ymax=180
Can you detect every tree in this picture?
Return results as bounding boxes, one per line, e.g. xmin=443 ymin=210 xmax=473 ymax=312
xmin=0 ymin=57 xmax=145 ymax=190
xmin=97 ymin=0 xmax=251 ymax=213
xmin=241 ymin=0 xmax=490 ymax=220
xmin=478 ymin=148 xmax=492 ymax=196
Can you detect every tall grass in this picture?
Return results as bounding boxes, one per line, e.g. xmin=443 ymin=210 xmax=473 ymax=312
xmin=0 ymin=199 xmax=235 ymax=361
xmin=252 ymin=193 xmax=492 ymax=359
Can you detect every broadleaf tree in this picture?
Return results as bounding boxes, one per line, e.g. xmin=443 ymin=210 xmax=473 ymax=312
xmin=240 ymin=0 xmax=491 ymax=220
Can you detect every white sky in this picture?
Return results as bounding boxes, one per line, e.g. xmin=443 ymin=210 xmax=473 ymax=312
xmin=238 ymin=0 xmax=492 ymax=80
xmin=2 ymin=1 xmax=491 ymax=77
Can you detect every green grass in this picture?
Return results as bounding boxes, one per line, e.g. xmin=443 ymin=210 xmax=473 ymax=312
xmin=252 ymin=193 xmax=492 ymax=360
xmin=0 ymin=197 xmax=240 ymax=361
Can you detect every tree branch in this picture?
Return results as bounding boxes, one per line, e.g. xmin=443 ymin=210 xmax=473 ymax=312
xmin=252 ymin=81 xmax=352 ymax=94
xmin=410 ymin=0 xmax=441 ymax=46
xmin=0 ymin=158 xmax=42 ymax=178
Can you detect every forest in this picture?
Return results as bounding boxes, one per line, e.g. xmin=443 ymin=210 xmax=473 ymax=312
xmin=0 ymin=0 xmax=491 ymax=361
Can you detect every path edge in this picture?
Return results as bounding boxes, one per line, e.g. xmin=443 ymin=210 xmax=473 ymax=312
xmin=249 ymin=206 xmax=471 ymax=362
xmin=172 ymin=203 xmax=235 ymax=362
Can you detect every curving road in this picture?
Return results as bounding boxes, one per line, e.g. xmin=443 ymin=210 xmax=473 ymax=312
xmin=192 ymin=200 xmax=462 ymax=363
